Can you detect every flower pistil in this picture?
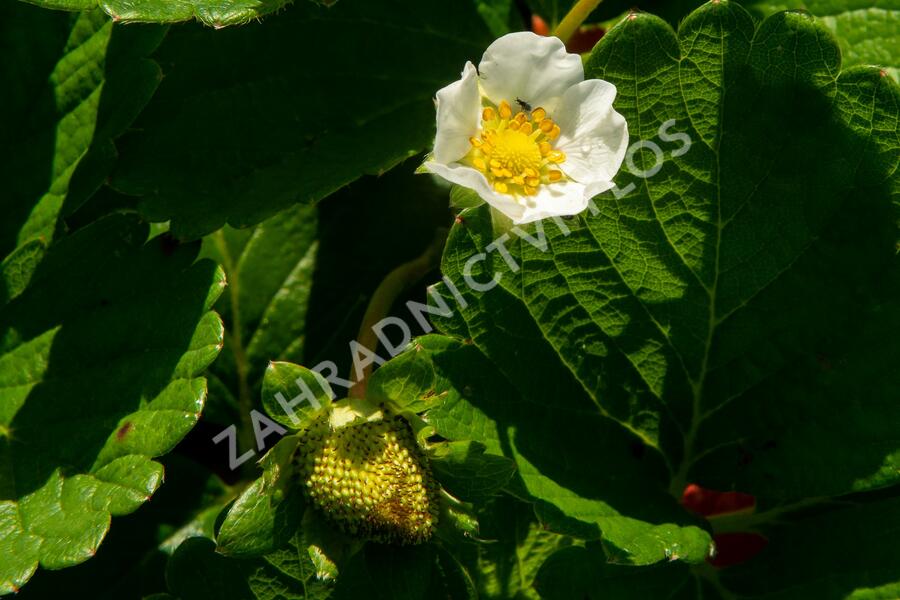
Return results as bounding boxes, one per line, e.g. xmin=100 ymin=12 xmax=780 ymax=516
xmin=467 ymin=100 xmax=567 ymax=198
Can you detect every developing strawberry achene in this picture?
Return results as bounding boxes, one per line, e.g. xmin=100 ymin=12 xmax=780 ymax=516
xmin=466 ymin=99 xmax=566 ymax=200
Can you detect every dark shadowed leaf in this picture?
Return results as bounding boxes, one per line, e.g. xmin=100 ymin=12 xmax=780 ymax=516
xmin=111 ymin=0 xmax=491 ymax=240
xmin=0 ymin=3 xmax=163 ymax=259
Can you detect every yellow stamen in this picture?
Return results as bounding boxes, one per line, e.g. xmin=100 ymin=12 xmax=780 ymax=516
xmin=464 ymin=101 xmax=568 ymax=202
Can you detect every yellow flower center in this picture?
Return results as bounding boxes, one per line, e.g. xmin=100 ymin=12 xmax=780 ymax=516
xmin=466 ymin=99 xmax=566 ymax=198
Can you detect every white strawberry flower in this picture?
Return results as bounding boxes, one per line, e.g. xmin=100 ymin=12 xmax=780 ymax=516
xmin=422 ymin=32 xmax=629 ymax=224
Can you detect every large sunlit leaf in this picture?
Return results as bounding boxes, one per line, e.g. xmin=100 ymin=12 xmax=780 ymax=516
xmin=582 ymin=0 xmax=899 ymax=504
xmin=373 ymin=336 xmax=713 ymax=564
xmin=740 ymin=0 xmax=900 ymax=81
xmin=374 ymin=0 xmax=899 ymax=569
xmin=529 ymin=0 xmax=899 ymax=81
xmin=110 ymin=0 xmax=492 ymax=240
xmin=0 ymin=215 xmax=224 ymax=593
xmin=0 ymin=3 xmax=163 ymax=259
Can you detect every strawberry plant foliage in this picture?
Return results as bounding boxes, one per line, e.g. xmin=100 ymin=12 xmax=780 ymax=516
xmin=0 ymin=5 xmax=223 ymax=594
xmin=18 ymin=0 xmax=294 ymax=27
xmin=400 ymin=1 xmax=898 ymax=594
xmin=178 ymin=361 xmax=512 ymax=598
xmin=0 ymin=3 xmax=163 ymax=260
xmin=534 ymin=0 xmax=899 ymax=81
xmin=110 ymin=0 xmax=493 ymax=240
xmin=737 ymin=0 xmax=900 ymax=81
xmin=0 ymin=216 xmax=224 ymax=593
xmin=2 ymin=0 xmax=899 ymax=597
xmin=198 ymin=203 xmax=319 ymax=429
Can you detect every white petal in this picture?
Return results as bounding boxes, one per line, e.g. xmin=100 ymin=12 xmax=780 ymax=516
xmin=422 ymin=161 xmax=526 ymax=222
xmin=555 ymin=79 xmax=629 ymax=184
xmin=478 ymin=32 xmax=583 ymax=114
xmin=433 ymin=62 xmax=481 ymax=164
xmin=585 ymin=179 xmax=616 ymax=199
xmin=514 ymin=180 xmax=592 ymax=224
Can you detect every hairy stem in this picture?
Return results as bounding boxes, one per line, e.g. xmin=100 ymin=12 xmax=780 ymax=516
xmin=348 ymin=228 xmax=448 ymax=399
xmin=553 ymin=0 xmax=602 ymax=44
xmin=213 ymin=231 xmax=255 ymax=456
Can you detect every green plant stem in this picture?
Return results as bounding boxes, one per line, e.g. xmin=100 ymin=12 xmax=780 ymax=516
xmin=553 ymin=0 xmax=603 ymax=44
xmin=708 ymin=496 xmax=847 ymax=533
xmin=213 ymin=231 xmax=255 ymax=457
xmin=348 ymin=228 xmax=448 ymax=399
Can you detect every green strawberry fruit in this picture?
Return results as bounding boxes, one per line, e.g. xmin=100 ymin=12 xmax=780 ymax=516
xmin=296 ymin=402 xmax=439 ymax=544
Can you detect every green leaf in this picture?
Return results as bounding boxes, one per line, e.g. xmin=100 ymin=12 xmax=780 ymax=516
xmin=739 ymin=0 xmax=900 ymax=81
xmin=450 ymin=186 xmax=487 ymax=210
xmin=474 ymin=0 xmax=518 ymax=37
xmin=0 ymin=214 xmax=224 ymax=593
xmin=332 ymin=543 xmax=475 ymax=600
xmin=19 ymin=0 xmax=296 ymax=27
xmin=589 ymin=2 xmax=899 ymax=502
xmin=111 ymin=0 xmax=492 ymax=240
xmin=261 ymin=363 xmax=333 ymax=431
xmin=535 ymin=495 xmax=900 ymax=598
xmin=215 ymin=475 xmax=304 ymax=558
xmin=0 ymin=241 xmax=45 ymax=305
xmin=302 ymin=507 xmax=356 ymax=582
xmin=201 ymin=161 xmax=454 ymax=432
xmin=397 ymin=0 xmax=898 ymax=567
xmin=166 ymin=537 xmax=258 ymax=600
xmin=374 ymin=336 xmax=712 ymax=564
xmin=534 ymin=543 xmax=695 ymax=599
xmin=169 ymin=528 xmax=476 ymax=600
xmin=464 ymin=495 xmax=573 ymax=600
xmin=599 ymin=1 xmax=900 ymax=81
xmin=13 ymin=455 xmax=229 ymax=599
xmin=0 ymin=3 xmax=164 ymax=258
xmin=429 ymin=441 xmax=517 ymax=503
xmin=167 ymin=533 xmax=334 ymax=599
xmin=199 ymin=203 xmax=319 ymax=429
